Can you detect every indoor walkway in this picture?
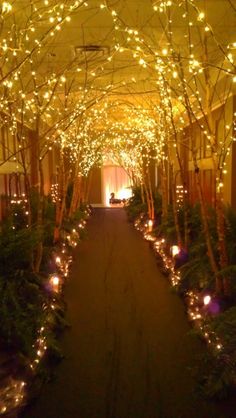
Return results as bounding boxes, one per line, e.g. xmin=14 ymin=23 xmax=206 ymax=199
xmin=22 ymin=209 xmax=229 ymax=418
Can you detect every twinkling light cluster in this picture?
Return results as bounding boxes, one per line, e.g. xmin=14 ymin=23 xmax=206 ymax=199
xmin=66 ymin=229 xmax=79 ymax=248
xmin=135 ymin=214 xmax=225 ymax=354
xmin=28 ymin=244 xmax=74 ymax=372
xmin=186 ymin=291 xmax=223 ymax=354
xmin=0 ymin=0 xmax=234 ymax=214
xmin=55 ymin=252 xmax=73 ymax=278
xmin=30 ymin=324 xmax=48 ymax=371
xmin=10 ymin=192 xmax=29 ymax=229
xmin=140 ymin=219 xmax=227 ymax=357
xmin=50 ymin=183 xmax=60 ymax=203
xmin=176 ymin=185 xmax=187 ymax=208
xmin=0 ymin=206 xmax=89 ymax=416
xmin=0 ymin=379 xmax=26 ymax=416
xmin=153 ymin=239 xmax=181 ymax=286
xmin=101 ymin=0 xmax=235 ymax=208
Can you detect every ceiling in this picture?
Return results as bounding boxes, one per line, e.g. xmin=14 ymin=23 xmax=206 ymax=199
xmin=1 ymin=0 xmax=235 ymax=132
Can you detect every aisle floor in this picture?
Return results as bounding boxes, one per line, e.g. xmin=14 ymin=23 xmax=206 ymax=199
xmin=22 ymin=209 xmax=231 ymax=418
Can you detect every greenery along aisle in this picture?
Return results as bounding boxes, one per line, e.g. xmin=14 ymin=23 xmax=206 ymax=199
xmin=126 ymin=186 xmax=236 ymax=400
xmin=0 ymin=190 xmax=90 ymax=416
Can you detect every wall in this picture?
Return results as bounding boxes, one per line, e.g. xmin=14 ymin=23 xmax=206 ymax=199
xmin=88 ymin=167 xmax=102 ymax=205
xmin=177 ymin=95 xmax=235 ymax=208
xmin=101 ymin=165 xmax=133 ymax=206
xmin=231 ymin=95 xmax=236 ymax=210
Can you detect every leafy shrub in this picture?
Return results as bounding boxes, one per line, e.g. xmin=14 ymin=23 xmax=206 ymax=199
xmin=125 ymin=186 xmax=147 ymax=221
xmin=176 ymin=204 xmax=219 ymax=294
xmin=8 ymin=201 xmax=28 ymax=230
xmin=196 ymin=307 xmax=236 ymax=399
xmin=0 ymin=226 xmax=38 ymax=276
xmin=178 ymin=255 xmax=214 ymax=295
xmin=225 ymin=207 xmax=236 ymax=271
xmin=43 ymin=196 xmax=56 ymax=246
xmin=157 ymin=205 xmax=177 ymax=244
xmin=0 ymin=272 xmax=45 ymax=356
xmin=153 ymin=190 xmax=162 ymax=222
xmin=196 ymin=351 xmax=235 ymax=399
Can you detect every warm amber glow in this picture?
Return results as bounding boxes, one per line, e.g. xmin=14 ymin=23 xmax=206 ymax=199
xmin=171 ymin=245 xmax=180 ymax=257
xmin=203 ymin=295 xmax=211 ymax=306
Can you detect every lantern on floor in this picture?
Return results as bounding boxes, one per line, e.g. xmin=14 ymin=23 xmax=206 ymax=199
xmin=50 ymin=275 xmax=60 ymax=293
xmin=203 ymin=295 xmax=211 ymax=306
xmin=171 ymin=245 xmax=179 ymax=257
xmin=148 ymin=219 xmax=153 ymax=232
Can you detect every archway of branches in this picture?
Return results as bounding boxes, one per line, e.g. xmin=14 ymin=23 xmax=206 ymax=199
xmin=0 ymin=0 xmax=235 ymax=285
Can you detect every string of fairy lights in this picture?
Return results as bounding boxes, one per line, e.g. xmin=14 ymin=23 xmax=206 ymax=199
xmin=102 ymin=0 xmax=236 ymax=193
xmin=0 ymin=196 xmax=90 ymax=415
xmin=0 ymin=0 xmax=234 ymax=189
xmin=135 ymin=214 xmax=225 ymax=359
